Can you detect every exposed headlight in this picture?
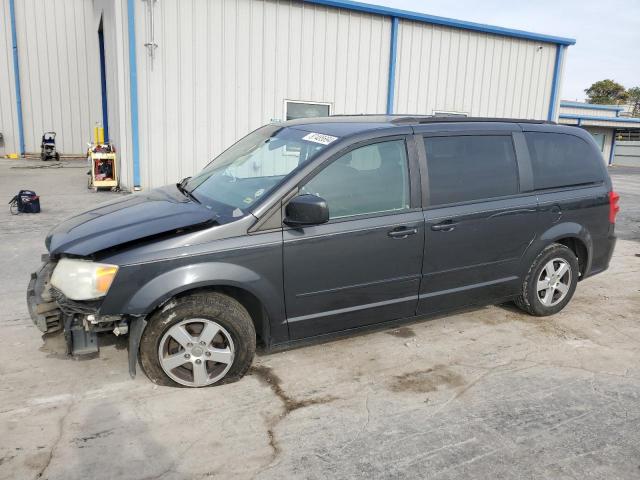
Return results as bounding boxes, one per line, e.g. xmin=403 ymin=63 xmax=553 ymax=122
xmin=50 ymin=258 xmax=119 ymax=300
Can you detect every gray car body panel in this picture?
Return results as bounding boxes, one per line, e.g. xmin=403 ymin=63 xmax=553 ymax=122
xmin=40 ymin=117 xmax=616 ymax=351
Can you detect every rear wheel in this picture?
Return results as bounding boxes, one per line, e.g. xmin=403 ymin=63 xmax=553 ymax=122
xmin=515 ymin=243 xmax=579 ymax=316
xmin=139 ymin=292 xmax=256 ymax=387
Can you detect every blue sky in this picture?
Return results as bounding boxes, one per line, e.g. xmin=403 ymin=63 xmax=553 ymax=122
xmin=372 ymin=0 xmax=640 ymax=101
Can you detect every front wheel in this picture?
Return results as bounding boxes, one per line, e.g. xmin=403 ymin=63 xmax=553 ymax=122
xmin=139 ymin=292 xmax=256 ymax=387
xmin=514 ymin=243 xmax=579 ymax=316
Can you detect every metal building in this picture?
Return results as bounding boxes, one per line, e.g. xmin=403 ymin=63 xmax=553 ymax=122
xmin=1 ymin=0 xmax=576 ymax=190
xmin=559 ymin=101 xmax=640 ymax=167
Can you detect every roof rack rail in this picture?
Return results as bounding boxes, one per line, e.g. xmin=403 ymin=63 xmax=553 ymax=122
xmin=390 ymin=116 xmax=554 ymax=125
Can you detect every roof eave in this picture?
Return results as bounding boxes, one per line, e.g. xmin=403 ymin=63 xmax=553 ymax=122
xmin=559 ymin=114 xmax=640 ymax=126
xmin=303 ymin=0 xmax=576 ymax=46
xmin=560 ymin=101 xmax=625 ymax=112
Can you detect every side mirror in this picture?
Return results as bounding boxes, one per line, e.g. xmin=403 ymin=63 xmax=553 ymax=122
xmin=284 ymin=194 xmax=329 ymax=227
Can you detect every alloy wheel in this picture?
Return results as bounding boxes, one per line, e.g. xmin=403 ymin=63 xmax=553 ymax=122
xmin=158 ymin=318 xmax=235 ymax=387
xmin=536 ymin=257 xmax=572 ymax=307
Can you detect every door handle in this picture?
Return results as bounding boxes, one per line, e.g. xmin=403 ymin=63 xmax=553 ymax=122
xmin=388 ymin=227 xmax=418 ymax=239
xmin=431 ymin=221 xmax=457 ymax=232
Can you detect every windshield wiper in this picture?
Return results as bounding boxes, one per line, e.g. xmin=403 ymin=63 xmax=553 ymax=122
xmin=176 ymin=177 xmax=200 ymax=203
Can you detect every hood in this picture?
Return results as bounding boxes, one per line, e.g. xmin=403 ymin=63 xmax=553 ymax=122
xmin=46 ymin=185 xmax=218 ymax=256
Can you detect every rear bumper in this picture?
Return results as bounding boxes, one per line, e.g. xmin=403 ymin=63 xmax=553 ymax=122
xmin=585 ymin=232 xmax=616 ymax=279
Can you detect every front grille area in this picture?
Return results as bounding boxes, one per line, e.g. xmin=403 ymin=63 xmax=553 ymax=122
xmin=50 ymin=287 xmax=101 ymax=316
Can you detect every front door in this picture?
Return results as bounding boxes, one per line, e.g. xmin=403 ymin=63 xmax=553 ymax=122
xmin=417 ymin=133 xmax=538 ymax=314
xmin=283 ymin=138 xmax=424 ymax=339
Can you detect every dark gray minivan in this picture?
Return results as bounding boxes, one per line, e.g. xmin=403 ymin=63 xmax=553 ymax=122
xmin=28 ymin=116 xmax=619 ymax=387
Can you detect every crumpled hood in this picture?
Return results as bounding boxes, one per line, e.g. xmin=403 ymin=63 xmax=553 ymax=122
xmin=46 ymin=185 xmax=217 ymax=256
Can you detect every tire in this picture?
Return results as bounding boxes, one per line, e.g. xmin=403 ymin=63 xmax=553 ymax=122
xmin=139 ymin=292 xmax=256 ymax=387
xmin=514 ymin=243 xmax=579 ymax=316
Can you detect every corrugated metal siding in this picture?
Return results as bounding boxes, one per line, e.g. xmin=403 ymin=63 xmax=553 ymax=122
xmin=14 ymin=0 xmax=102 ymax=154
xmin=135 ymin=0 xmax=391 ymax=188
xmin=0 ymin=0 xmax=19 ymax=155
xmin=394 ymin=20 xmax=556 ymax=119
xmin=560 ymin=106 xmax=618 ymax=118
xmin=560 ymin=117 xmax=640 ymax=129
xmin=558 ymin=118 xmax=578 ymax=126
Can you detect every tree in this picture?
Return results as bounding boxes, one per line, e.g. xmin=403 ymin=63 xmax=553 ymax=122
xmin=627 ymin=86 xmax=640 ymax=117
xmin=585 ymin=79 xmax=628 ymax=105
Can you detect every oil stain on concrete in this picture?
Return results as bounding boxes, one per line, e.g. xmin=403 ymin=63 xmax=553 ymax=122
xmin=386 ymin=327 xmax=416 ymax=338
xmin=389 ymin=365 xmax=466 ymax=393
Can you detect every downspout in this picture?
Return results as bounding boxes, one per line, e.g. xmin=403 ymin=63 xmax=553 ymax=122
xmin=9 ymin=0 xmax=25 ymax=155
xmin=547 ymin=44 xmax=565 ymax=122
xmin=608 ymin=129 xmax=616 ymax=166
xmin=386 ymin=17 xmax=399 ymax=115
xmin=127 ymin=0 xmax=141 ymax=188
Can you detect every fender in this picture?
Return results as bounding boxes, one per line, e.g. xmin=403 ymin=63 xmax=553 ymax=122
xmin=523 ymin=221 xmax=593 ymax=276
xmin=121 ymin=262 xmax=282 ymax=318
xmin=121 ymin=262 xmax=285 ymax=377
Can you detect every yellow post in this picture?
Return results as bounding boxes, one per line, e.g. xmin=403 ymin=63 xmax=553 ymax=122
xmin=93 ymin=125 xmax=105 ymax=144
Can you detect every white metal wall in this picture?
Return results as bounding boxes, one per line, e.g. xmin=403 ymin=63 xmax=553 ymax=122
xmin=394 ymin=20 xmax=558 ymax=119
xmin=93 ymin=0 xmax=134 ymax=188
xmin=0 ymin=0 xmax=19 ymax=155
xmin=13 ymin=0 xmax=102 ymax=154
xmin=560 ymin=106 xmax=618 ymax=118
xmin=135 ymin=0 xmax=391 ymax=188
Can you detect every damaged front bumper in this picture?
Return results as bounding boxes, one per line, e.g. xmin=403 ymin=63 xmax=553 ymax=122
xmin=27 ymin=259 xmax=145 ymax=377
xmin=28 ymin=259 xmax=105 ymax=356
xmin=27 ymin=261 xmax=63 ymax=333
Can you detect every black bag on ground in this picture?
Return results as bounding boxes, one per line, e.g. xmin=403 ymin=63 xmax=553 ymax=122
xmin=9 ymin=190 xmax=40 ymax=214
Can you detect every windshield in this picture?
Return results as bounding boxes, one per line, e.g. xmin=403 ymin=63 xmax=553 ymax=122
xmin=186 ymin=125 xmax=335 ymax=213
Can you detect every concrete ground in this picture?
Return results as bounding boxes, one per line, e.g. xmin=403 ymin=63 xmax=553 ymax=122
xmin=610 ymin=166 xmax=640 ymax=242
xmin=0 ymin=159 xmax=639 ymax=480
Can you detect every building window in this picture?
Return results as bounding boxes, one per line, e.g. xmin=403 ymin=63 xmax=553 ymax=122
xmin=433 ymin=110 xmax=468 ymax=117
xmin=617 ymin=130 xmax=640 ymax=141
xmin=285 ymin=101 xmax=331 ymax=121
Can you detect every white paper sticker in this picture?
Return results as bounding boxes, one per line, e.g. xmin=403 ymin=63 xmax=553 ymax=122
xmin=302 ymin=132 xmax=338 ymax=145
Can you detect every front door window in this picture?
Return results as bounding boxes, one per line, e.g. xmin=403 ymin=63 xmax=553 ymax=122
xmin=301 ymin=139 xmax=410 ymax=219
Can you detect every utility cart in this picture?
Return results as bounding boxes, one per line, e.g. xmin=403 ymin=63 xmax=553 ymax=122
xmin=87 ymin=125 xmax=119 ymax=191
xmin=88 ymin=145 xmax=118 ymax=191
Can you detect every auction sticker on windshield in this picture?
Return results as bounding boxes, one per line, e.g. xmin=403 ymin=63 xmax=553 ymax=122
xmin=302 ymin=132 xmax=338 ymax=145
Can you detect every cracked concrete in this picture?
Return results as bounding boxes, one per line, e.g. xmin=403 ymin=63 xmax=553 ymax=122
xmin=1 ymin=159 xmax=639 ymax=479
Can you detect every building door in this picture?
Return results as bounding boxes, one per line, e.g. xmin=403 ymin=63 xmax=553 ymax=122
xmin=590 ymin=132 xmax=605 ymax=152
xmin=98 ymin=17 xmax=109 ymax=142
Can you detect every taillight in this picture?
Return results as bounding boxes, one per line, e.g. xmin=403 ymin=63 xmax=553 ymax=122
xmin=608 ymin=191 xmax=620 ymax=224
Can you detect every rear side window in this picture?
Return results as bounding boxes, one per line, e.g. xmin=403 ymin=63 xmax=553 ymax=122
xmin=424 ymin=135 xmax=519 ymax=206
xmin=525 ymin=132 xmax=604 ymax=190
